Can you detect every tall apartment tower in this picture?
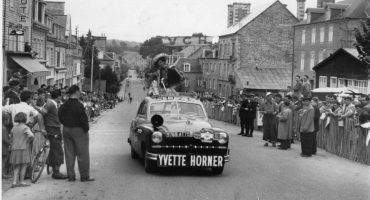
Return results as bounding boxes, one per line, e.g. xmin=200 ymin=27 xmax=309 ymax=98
xmin=317 ymin=0 xmax=335 ymax=8
xmin=297 ymin=0 xmax=306 ymax=21
xmin=227 ymin=2 xmax=251 ymax=27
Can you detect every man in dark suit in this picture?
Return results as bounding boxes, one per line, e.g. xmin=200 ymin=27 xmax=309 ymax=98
xmin=59 ymin=85 xmax=94 ymax=182
xmin=238 ymin=94 xmax=247 ymax=135
xmin=33 ymin=89 xmax=68 ymax=179
xmin=4 ymin=79 xmax=21 ymax=105
xmin=244 ymin=93 xmax=258 ymax=137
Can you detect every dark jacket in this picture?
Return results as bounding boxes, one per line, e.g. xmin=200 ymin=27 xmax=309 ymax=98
xmin=313 ymin=105 xmax=320 ymax=132
xmin=58 ymin=98 xmax=89 ymax=132
xmin=244 ymin=100 xmax=257 ymax=119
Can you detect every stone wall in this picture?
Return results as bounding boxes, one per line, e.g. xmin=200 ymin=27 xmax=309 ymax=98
xmin=239 ymin=1 xmax=297 ymax=70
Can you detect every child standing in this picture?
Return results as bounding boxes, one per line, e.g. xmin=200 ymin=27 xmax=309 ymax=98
xmin=9 ymin=112 xmax=34 ymax=188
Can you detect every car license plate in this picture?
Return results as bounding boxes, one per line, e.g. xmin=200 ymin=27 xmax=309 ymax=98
xmin=157 ymin=154 xmax=224 ymax=167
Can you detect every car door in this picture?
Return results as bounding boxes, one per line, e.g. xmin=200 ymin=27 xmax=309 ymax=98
xmin=131 ymin=100 xmax=148 ymax=152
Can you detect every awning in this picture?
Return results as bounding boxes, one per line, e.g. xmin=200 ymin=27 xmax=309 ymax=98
xmin=10 ymin=56 xmax=49 ymax=73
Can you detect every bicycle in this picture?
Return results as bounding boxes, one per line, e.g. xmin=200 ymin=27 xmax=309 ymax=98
xmin=30 ymin=139 xmax=50 ymax=183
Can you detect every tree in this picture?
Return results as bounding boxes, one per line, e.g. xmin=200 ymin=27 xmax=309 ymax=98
xmin=79 ymin=30 xmax=101 ymax=80
xmin=139 ymin=36 xmax=171 ymax=59
xmin=354 ymin=19 xmax=370 ymax=75
xmin=192 ymin=32 xmax=205 ymax=37
xmin=101 ymin=65 xmax=120 ymax=94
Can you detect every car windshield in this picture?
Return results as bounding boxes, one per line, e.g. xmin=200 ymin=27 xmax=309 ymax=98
xmin=149 ymin=101 xmax=206 ymax=118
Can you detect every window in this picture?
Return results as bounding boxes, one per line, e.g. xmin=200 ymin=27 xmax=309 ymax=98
xmin=338 ymin=78 xmax=345 ymax=87
xmin=310 ymin=51 xmax=315 ymax=70
xmin=300 ymin=52 xmax=305 ymax=71
xmin=214 ymin=80 xmax=217 ymax=90
xmin=319 ymin=76 xmax=327 ymax=88
xmin=328 ymin=25 xmax=333 ymax=43
xmin=184 ymin=79 xmax=189 ymax=87
xmin=330 ymin=77 xmax=337 ymax=88
xmin=320 ymin=27 xmax=325 ymax=43
xmin=311 ymin=28 xmax=316 ymax=44
xmin=354 ymin=80 xmax=359 ymax=91
xmin=301 ymin=29 xmax=306 ymax=45
xmin=138 ymin=101 xmax=147 ymax=116
xmin=347 ymin=80 xmax=353 ymax=88
xmin=318 ymin=50 xmax=324 ymax=62
xmin=10 ymin=0 xmax=15 ymax=10
xmin=183 ymin=63 xmax=191 ymax=72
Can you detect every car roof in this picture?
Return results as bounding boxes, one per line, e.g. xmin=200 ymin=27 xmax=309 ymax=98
xmin=144 ymin=96 xmax=202 ymax=104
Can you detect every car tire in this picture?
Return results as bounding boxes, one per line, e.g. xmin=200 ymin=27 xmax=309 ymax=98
xmin=131 ymin=147 xmax=138 ymax=159
xmin=211 ymin=166 xmax=224 ymax=175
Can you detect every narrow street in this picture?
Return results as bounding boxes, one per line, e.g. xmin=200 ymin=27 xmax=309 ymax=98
xmin=2 ymin=78 xmax=370 ymax=200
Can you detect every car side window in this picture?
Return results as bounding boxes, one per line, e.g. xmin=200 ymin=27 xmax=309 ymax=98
xmin=138 ymin=101 xmax=147 ymax=117
xmin=137 ymin=101 xmax=145 ymax=116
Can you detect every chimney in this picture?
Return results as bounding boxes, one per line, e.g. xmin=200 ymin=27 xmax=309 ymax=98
xmin=297 ymin=0 xmax=306 ymax=21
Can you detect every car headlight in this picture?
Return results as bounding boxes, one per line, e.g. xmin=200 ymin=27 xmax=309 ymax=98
xmin=218 ymin=132 xmax=228 ymax=144
xmin=152 ymin=131 xmax=163 ymax=144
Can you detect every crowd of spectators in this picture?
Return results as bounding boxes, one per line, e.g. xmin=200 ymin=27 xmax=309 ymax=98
xmin=200 ymin=81 xmax=370 ymax=156
xmin=2 ymin=77 xmax=122 ymax=181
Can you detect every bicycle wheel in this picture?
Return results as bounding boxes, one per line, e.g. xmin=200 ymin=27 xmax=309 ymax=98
xmin=31 ymin=147 xmax=49 ymax=183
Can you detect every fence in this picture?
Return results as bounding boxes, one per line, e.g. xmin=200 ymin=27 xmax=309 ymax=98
xmin=204 ymin=103 xmax=370 ymax=165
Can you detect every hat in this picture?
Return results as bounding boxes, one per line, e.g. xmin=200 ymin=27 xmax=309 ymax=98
xmin=8 ymin=78 xmax=20 ymax=87
xmin=266 ymin=92 xmax=272 ymax=96
xmin=152 ymin=53 xmax=168 ymax=67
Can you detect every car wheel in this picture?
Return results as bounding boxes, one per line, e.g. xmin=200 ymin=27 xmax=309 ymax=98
xmin=211 ymin=166 xmax=224 ymax=175
xmin=131 ymin=147 xmax=138 ymax=159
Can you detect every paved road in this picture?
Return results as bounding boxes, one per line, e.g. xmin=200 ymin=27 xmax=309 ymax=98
xmin=3 ymin=78 xmax=370 ymax=200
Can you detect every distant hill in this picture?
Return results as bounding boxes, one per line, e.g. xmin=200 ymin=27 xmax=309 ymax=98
xmin=106 ymin=39 xmax=141 ymax=53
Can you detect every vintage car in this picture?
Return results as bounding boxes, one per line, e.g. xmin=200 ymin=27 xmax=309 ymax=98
xmin=128 ymin=95 xmax=230 ymax=174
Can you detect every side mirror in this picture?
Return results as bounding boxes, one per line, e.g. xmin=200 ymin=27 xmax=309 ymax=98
xmin=151 ymin=114 xmax=164 ymax=130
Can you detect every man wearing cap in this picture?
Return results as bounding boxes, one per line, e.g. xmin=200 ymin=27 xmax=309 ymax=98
xmin=260 ymin=92 xmax=279 ymax=147
xmin=4 ymin=79 xmax=21 ymax=105
xmin=298 ymin=96 xmax=315 ymax=157
xmin=58 ymin=85 xmax=94 ymax=182
xmin=244 ymin=93 xmax=258 ymax=137
xmin=293 ymin=75 xmax=303 ymax=98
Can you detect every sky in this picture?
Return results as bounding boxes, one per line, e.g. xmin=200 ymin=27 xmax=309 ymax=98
xmin=49 ymin=0 xmax=317 ymax=42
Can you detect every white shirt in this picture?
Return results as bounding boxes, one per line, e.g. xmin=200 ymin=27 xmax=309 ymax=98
xmin=2 ymin=102 xmax=39 ymax=125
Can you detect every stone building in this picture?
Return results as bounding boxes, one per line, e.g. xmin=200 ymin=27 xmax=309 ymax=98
xmin=2 ymin=0 xmax=49 ymax=91
xmin=206 ymin=0 xmax=298 ymax=97
xmin=293 ymin=0 xmax=369 ymax=87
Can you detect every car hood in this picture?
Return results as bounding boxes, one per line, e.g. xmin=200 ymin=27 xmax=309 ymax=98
xmin=160 ymin=119 xmax=212 ymax=134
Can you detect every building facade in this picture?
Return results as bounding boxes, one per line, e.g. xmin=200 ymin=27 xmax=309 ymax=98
xmin=227 ymin=2 xmax=251 ymax=28
xmin=293 ymin=0 xmax=369 ymax=86
xmin=313 ymin=48 xmax=369 ymax=94
xmin=205 ymin=0 xmax=298 ymax=97
xmin=3 ymin=0 xmax=50 ymax=91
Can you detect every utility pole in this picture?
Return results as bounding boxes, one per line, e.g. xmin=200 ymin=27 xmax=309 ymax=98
xmin=90 ymin=45 xmax=94 ymax=91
